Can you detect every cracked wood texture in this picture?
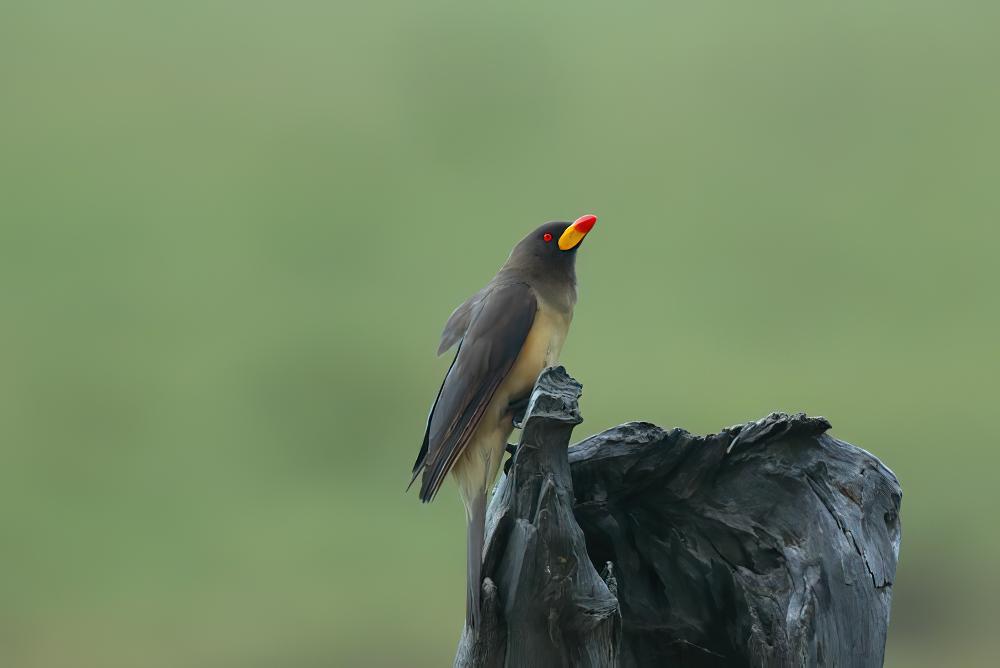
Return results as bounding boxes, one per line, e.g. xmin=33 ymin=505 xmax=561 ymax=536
xmin=455 ymin=367 xmax=902 ymax=668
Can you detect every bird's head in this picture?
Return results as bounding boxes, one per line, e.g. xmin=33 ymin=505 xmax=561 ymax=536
xmin=504 ymin=215 xmax=597 ymax=278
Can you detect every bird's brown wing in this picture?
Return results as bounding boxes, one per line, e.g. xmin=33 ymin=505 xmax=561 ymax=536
xmin=437 ymin=286 xmax=489 ymax=356
xmin=413 ymin=282 xmax=537 ymax=502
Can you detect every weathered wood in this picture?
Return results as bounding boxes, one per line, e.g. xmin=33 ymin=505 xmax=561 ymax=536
xmin=455 ymin=367 xmax=902 ymax=667
xmin=457 ymin=366 xmax=621 ymax=668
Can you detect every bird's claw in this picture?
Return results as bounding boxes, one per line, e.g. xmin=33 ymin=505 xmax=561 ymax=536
xmin=508 ymin=396 xmax=530 ymax=428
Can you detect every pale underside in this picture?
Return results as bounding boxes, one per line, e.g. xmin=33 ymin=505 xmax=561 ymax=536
xmin=450 ymin=300 xmax=571 ymax=514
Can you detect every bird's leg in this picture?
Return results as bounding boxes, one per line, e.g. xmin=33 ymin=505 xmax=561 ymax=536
xmin=507 ymin=395 xmax=530 ymax=429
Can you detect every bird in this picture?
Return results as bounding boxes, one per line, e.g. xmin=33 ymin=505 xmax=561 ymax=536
xmin=409 ymin=214 xmax=598 ymax=629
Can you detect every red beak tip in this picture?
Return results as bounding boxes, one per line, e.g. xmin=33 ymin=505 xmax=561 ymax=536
xmin=574 ymin=214 xmax=597 ymax=232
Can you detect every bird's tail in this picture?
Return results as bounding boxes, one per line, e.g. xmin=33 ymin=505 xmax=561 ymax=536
xmin=465 ymin=491 xmax=486 ymax=630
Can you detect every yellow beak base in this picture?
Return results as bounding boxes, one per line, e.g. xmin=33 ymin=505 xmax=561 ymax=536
xmin=558 ymin=226 xmax=587 ymax=251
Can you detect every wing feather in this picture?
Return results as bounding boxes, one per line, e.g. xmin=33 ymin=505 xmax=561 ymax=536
xmin=437 ymin=286 xmax=489 ymax=355
xmin=413 ymin=282 xmax=536 ymax=502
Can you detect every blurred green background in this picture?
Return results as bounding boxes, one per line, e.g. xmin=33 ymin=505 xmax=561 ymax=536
xmin=2 ymin=1 xmax=997 ymax=666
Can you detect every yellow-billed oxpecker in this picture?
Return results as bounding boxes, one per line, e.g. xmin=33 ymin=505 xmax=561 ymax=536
xmin=409 ymin=214 xmax=598 ymax=628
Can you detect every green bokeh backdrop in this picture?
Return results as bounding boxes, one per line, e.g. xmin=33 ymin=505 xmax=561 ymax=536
xmin=3 ymin=2 xmax=997 ymax=666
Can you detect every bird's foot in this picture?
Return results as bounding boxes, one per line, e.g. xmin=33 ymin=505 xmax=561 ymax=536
xmin=508 ymin=396 xmax=530 ymax=428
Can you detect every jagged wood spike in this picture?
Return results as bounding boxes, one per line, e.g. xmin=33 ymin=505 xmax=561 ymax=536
xmin=455 ymin=367 xmax=901 ymax=668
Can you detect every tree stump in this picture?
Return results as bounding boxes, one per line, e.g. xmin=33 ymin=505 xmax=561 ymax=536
xmin=455 ymin=367 xmax=902 ymax=667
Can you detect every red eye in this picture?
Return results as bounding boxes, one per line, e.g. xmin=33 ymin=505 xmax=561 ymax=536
xmin=543 ymin=233 xmax=553 ymax=242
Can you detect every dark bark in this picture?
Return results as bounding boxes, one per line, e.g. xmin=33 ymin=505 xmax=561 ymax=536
xmin=455 ymin=367 xmax=902 ymax=668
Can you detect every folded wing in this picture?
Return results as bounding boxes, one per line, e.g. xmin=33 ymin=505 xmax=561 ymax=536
xmin=412 ymin=282 xmax=537 ymax=502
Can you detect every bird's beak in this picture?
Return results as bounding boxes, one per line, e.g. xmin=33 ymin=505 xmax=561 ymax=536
xmin=558 ymin=214 xmax=598 ymax=251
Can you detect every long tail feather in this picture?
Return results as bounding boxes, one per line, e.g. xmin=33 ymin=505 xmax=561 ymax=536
xmin=466 ymin=492 xmax=486 ymax=629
